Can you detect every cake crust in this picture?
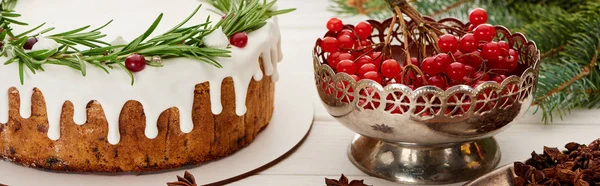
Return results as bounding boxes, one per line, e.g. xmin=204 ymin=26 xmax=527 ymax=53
xmin=0 ymin=67 xmax=275 ymax=173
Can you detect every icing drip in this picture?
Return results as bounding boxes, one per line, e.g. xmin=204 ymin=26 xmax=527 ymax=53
xmin=0 ymin=0 xmax=282 ymax=145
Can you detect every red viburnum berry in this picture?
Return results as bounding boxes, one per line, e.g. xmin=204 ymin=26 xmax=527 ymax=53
xmin=438 ymin=34 xmax=459 ymax=53
xmin=473 ymin=24 xmax=496 ymax=42
xmin=381 ymin=59 xmax=402 ymax=78
xmin=320 ymin=37 xmax=338 ymax=53
xmin=326 ymin=18 xmax=344 ymax=32
xmin=354 ymin=21 xmax=373 ymax=39
xmin=469 ymin=8 xmax=488 ymax=26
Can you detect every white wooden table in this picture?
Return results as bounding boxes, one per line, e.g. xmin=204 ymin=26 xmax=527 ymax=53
xmin=231 ymin=1 xmax=600 ymax=185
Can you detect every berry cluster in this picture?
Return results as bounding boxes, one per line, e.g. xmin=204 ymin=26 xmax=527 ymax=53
xmin=319 ymin=8 xmax=523 ymax=114
xmin=320 ymin=8 xmax=521 ymax=91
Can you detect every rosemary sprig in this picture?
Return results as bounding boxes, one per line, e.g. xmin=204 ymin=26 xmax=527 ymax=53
xmin=207 ymin=0 xmax=296 ymax=36
xmin=0 ymin=0 xmax=294 ymax=85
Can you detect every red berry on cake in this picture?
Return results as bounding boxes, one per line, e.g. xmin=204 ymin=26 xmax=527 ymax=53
xmin=438 ymin=34 xmax=459 ymax=53
xmin=381 ymin=59 xmax=401 ymax=78
xmin=469 ymin=8 xmax=488 ymax=26
xmin=23 ymin=37 xmax=38 ymax=50
xmin=320 ymin=37 xmax=339 ymax=53
xmin=354 ymin=21 xmax=373 ymax=39
xmin=473 ymin=24 xmax=496 ymax=42
xmin=125 ymin=54 xmax=146 ymax=72
xmin=230 ymin=32 xmax=249 ymax=48
xmin=327 ymin=18 xmax=344 ymax=32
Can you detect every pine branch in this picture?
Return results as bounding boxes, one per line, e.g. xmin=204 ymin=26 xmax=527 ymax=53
xmin=429 ymin=0 xmax=472 ymax=17
xmin=535 ymin=45 xmax=600 ymax=105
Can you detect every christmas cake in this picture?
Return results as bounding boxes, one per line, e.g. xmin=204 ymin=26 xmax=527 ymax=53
xmin=0 ymin=0 xmax=291 ymax=172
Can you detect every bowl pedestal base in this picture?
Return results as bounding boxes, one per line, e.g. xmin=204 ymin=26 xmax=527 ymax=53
xmin=348 ymin=134 xmax=501 ymax=185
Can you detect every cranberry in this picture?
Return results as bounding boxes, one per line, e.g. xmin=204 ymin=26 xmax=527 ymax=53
xmin=320 ymin=37 xmax=339 ymax=53
xmin=350 ymin=75 xmax=360 ymax=81
xmin=438 ymin=34 xmax=459 ymax=53
xmin=381 ymin=59 xmax=401 ymax=78
xmin=23 ymin=37 xmax=38 ymax=50
xmin=473 ymin=24 xmax=496 ymax=42
xmin=354 ymin=21 xmax=373 ymax=39
xmin=337 ymin=34 xmax=355 ymax=49
xmin=358 ymin=63 xmax=378 ymax=77
xmin=459 ymin=33 xmax=478 ymax=53
xmin=469 ymin=8 xmax=488 ymax=26
xmin=336 ymin=60 xmax=357 ymax=74
xmin=445 ymin=62 xmax=467 ymax=82
xmin=326 ymin=18 xmax=344 ymax=32
xmin=125 ymin=54 xmax=146 ymax=72
xmin=230 ymin=32 xmax=249 ymax=48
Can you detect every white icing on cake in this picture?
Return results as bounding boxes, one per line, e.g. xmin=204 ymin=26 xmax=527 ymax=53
xmin=0 ymin=0 xmax=282 ymax=144
xmin=202 ymin=27 xmax=229 ymax=49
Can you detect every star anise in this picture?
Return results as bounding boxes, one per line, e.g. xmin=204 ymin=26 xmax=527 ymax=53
xmin=514 ymin=139 xmax=600 ymax=186
xmin=325 ymin=174 xmax=371 ymax=186
xmin=167 ymin=171 xmax=197 ymax=186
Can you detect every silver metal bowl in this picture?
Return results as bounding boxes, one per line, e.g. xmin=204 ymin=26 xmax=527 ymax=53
xmin=313 ymin=17 xmax=540 ymax=185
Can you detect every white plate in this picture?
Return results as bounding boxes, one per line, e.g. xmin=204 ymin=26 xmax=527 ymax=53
xmin=0 ymin=76 xmax=315 ymax=186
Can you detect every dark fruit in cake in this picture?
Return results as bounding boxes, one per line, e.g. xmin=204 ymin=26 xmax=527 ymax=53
xmin=230 ymin=32 xmax=249 ymax=48
xmin=125 ymin=54 xmax=146 ymax=72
